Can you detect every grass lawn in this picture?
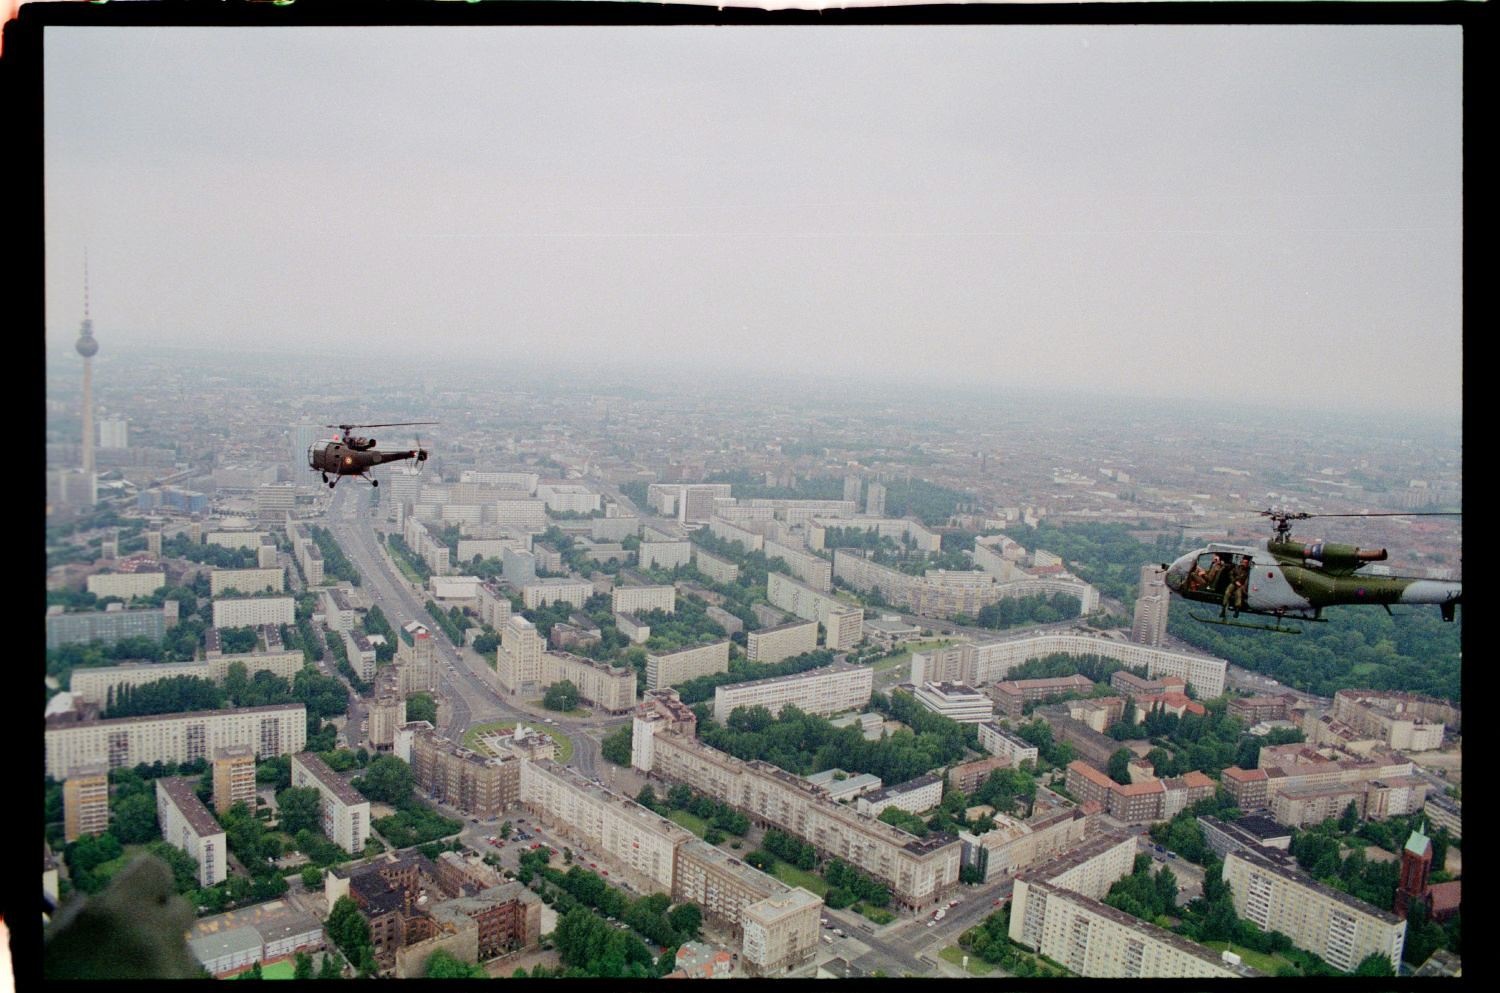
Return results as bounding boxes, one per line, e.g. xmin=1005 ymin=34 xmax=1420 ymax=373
xmin=231 ymin=960 xmax=297 ymax=979
xmin=871 ymin=638 xmax=953 ymax=672
xmin=387 ymin=547 xmax=425 ymax=584
xmin=1202 ymin=940 xmax=1290 ymax=975
xmin=939 ymin=945 xmax=995 ymax=976
xmin=769 ymin=860 xmax=828 ymax=897
xmin=666 ymin=810 xmax=708 ymax=837
xmin=462 ymin=721 xmax=573 ymax=763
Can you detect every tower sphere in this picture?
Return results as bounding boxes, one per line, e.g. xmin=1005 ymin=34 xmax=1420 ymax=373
xmin=76 ymin=332 xmax=98 ymax=358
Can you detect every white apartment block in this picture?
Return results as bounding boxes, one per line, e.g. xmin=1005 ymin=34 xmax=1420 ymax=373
xmin=993 ymin=575 xmax=1101 ymax=615
xmin=494 ymin=499 xmax=549 ymax=533
xmin=833 ymin=551 xmax=1003 ymax=619
xmin=740 ymin=887 xmax=822 ymax=976
xmin=645 ymin=641 xmax=731 ymax=689
xmin=520 ymin=759 xmax=692 ymax=890
xmin=456 ymin=537 xmax=529 ymax=563
xmin=612 ymin=585 xmax=676 ymax=615
xmin=712 ymin=663 xmax=874 ymax=724
xmin=615 ymin=612 xmax=650 ymax=644
xmin=474 ymin=581 xmax=514 ymax=630
xmin=395 ymin=623 xmax=438 ymax=695
xmin=957 ymin=805 xmax=1093 ymax=883
xmin=439 ymin=503 xmax=485 ymax=526
xmin=741 ymin=498 xmax=858 ymax=527
xmin=640 ymin=539 xmax=693 ymax=571
xmin=646 ymin=483 xmax=733 ymax=523
xmin=521 ymin=579 xmax=593 ymax=611
xmin=322 ymin=587 xmax=355 ymax=632
xmin=537 ymin=483 xmax=601 ymax=514
xmin=591 ymin=516 xmax=640 ymax=541
xmin=495 ymin=615 xmax=545 ymax=694
xmin=671 ymin=838 xmax=820 ymax=975
xmin=707 ymin=515 xmax=764 ymax=552
xmin=87 ymin=571 xmax=167 ymax=600
xmin=344 ymin=630 xmax=377 ymax=682
xmin=765 ymin=571 xmax=864 ymax=651
xmin=746 ymin=619 xmax=819 ymax=665
xmin=972 ymin=538 xmax=1027 ymax=581
xmin=461 ymin=470 xmax=539 ymax=491
xmin=1331 ymin=690 xmax=1450 ymax=752
xmin=912 ymin=681 xmax=996 ymax=724
xmin=209 ymin=568 xmax=285 ymax=597
xmin=1012 ymin=879 xmax=1254 ymax=977
xmin=46 ymin=704 xmax=307 ymax=778
xmin=978 ymin=721 xmax=1040 ymax=767
xmin=807 ymin=516 xmax=941 ymax=553
xmin=207 ymin=531 xmax=269 ymax=551
xmin=1223 ymin=848 xmax=1405 ymax=972
xmin=762 ymin=539 xmax=832 ymax=593
xmin=643 ymin=730 xmax=961 ymax=911
xmin=290 ymin=752 xmax=371 ymax=855
xmin=691 ymin=546 xmax=740 ymax=584
xmin=631 ymin=689 xmax=700 ymax=774
xmin=916 ymin=633 xmax=1228 ymax=699
xmin=156 ymin=776 xmax=228 ymax=887
xmin=69 ymin=652 xmax=304 ymax=707
xmin=212 ymin=597 xmax=295 ymax=630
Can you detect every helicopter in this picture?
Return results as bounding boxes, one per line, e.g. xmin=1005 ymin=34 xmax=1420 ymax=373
xmin=307 ymin=421 xmax=435 ymax=489
xmin=1160 ymin=509 xmax=1461 ymax=633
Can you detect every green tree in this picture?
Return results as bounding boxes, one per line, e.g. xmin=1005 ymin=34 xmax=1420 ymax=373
xmin=240 ymin=961 xmax=263 ymax=980
xmin=276 ymin=786 xmax=323 ymax=837
xmin=326 ymin=895 xmax=371 ymax=964
xmin=293 ymin=952 xmax=315 ymax=980
xmin=405 ymin=692 xmax=437 ymax=726
xmin=668 ymin=903 xmax=702 ymax=939
xmin=1108 ymin=748 xmax=1133 ymax=786
xmin=1339 ymin=800 xmax=1361 ymax=833
xmin=543 ymin=680 xmax=580 ymax=712
xmin=601 ymin=725 xmax=632 ymax=765
xmin=1353 ymin=952 xmax=1395 ymax=976
xmin=425 ymin=948 xmax=485 ymax=978
xmin=318 ymin=952 xmax=344 ymax=979
xmin=300 ymin=866 xmax=324 ymax=889
xmin=110 ymin=792 xmax=162 ymax=844
xmin=354 ymin=755 xmax=415 ymax=806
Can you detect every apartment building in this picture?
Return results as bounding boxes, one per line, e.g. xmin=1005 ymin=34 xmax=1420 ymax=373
xmin=86 ymin=570 xmax=167 ymax=601
xmin=740 ymin=886 xmax=822 ymax=976
xmin=536 ymin=483 xmax=600 ymax=514
xmin=212 ymin=596 xmax=295 ymax=629
xmin=1228 ymin=694 xmax=1296 ymax=726
xmin=495 ymin=615 xmax=545 ymax=694
xmin=639 ymin=539 xmax=692 ymax=571
xmin=212 ymin=744 xmax=258 ymax=815
xmin=711 ymin=662 xmax=873 ymax=724
xmin=291 ymin=752 xmax=371 ymax=855
xmin=645 ymin=641 xmax=731 ymax=690
xmin=1223 ymin=847 xmax=1406 ymax=971
xmin=762 ymin=539 xmax=833 ymax=592
xmin=520 ymin=759 xmax=694 ymax=890
xmin=493 ymin=499 xmax=548 ymax=533
xmin=539 ymin=652 xmax=638 ymax=713
xmin=474 ymin=581 xmax=514 ymax=630
xmin=807 ymin=516 xmax=941 ymax=554
xmin=833 ymin=550 xmax=1002 ymax=618
xmin=915 ymin=633 xmax=1228 ymax=699
xmin=520 ymin=578 xmax=593 ymax=611
xmin=70 ymin=649 xmax=306 ymax=708
xmin=395 ymin=623 xmax=438 ymax=696
xmin=746 ymin=619 xmax=819 ymax=665
xmin=856 ymin=772 xmax=945 ymax=818
xmin=691 ymin=546 xmax=740 ymax=584
xmin=345 ymin=630 xmax=377 ymax=682
xmin=977 ymin=721 xmax=1041 ymax=767
xmin=156 ymin=776 xmax=228 ymax=887
xmin=1332 ymin=690 xmax=1451 ymax=751
xmin=611 ymin=585 xmax=676 ymax=615
xmin=671 ymin=838 xmax=820 ymax=970
xmin=46 ymin=703 xmax=307 ymax=778
xmin=991 ymin=675 xmax=1095 ymax=720
xmin=209 ymin=567 xmax=285 ymax=597
xmin=409 ymin=730 xmax=520 ymax=818
xmin=949 ymin=755 xmax=1010 ymax=794
xmin=956 ymin=803 xmax=1093 ymax=883
xmin=642 ymin=730 xmax=961 ymax=911
xmin=63 ymin=764 xmax=111 ymax=842
xmin=765 ymin=571 xmax=864 ymax=651
xmin=632 ymin=689 xmax=700 ymax=772
xmin=46 ymin=602 xmax=177 ymax=650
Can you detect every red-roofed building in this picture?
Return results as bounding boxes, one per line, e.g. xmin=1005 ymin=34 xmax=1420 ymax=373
xmin=1222 ymin=766 xmax=1269 ymax=810
xmin=1427 ymin=880 xmax=1461 ymax=922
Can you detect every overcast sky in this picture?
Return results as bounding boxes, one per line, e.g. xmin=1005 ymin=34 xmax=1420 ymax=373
xmin=44 ymin=24 xmax=1462 ymax=417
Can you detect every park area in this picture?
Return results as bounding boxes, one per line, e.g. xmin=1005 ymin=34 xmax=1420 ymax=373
xmin=462 ymin=720 xmax=573 ymax=763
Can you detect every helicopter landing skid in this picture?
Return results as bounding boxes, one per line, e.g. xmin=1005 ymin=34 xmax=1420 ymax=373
xmin=1188 ymin=611 xmax=1317 ymax=635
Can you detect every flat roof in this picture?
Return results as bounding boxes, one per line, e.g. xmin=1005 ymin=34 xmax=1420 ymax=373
xmin=1229 ymin=847 xmax=1403 ymax=924
xmin=157 ymin=776 xmax=224 ymax=837
xmin=292 ymin=752 xmax=368 ymax=807
xmin=46 ymin=702 xmax=304 ymax=730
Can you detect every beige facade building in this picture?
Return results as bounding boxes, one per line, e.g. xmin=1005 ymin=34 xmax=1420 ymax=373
xmin=209 ymin=567 xmax=285 ymax=597
xmin=707 ymin=515 xmax=764 ymax=552
xmin=671 ymin=839 xmax=820 ymax=975
xmin=212 ymin=744 xmax=258 ymax=814
xmin=1223 ymin=847 xmax=1405 ymax=971
xmin=156 ymin=776 xmax=227 ymax=887
xmin=691 ymin=546 xmax=739 ymax=584
xmin=740 ymin=886 xmax=822 ymax=976
xmin=495 ymin=615 xmax=545 ymax=695
xmin=290 ymin=752 xmax=371 ymax=855
xmin=69 ymin=652 xmax=303 ymax=707
xmin=645 ymin=640 xmax=731 ymax=690
xmin=540 ymin=652 xmax=638 ymax=713
xmin=87 ymin=570 xmax=167 ymax=600
xmin=957 ymin=804 xmax=1093 ymax=882
xmin=1331 ymin=690 xmax=1450 ymax=751
xmin=409 ymin=729 xmax=520 ymax=818
xmin=520 ymin=759 xmax=693 ymax=890
xmin=808 ymin=516 xmax=941 ymax=553
xmin=520 ymin=578 xmax=593 ymax=611
xmin=212 ymin=596 xmax=295 ymax=629
xmin=765 ymin=571 xmax=863 ymax=651
xmin=632 ymin=689 xmax=700 ymax=772
xmin=762 ymin=539 xmax=833 ymax=592
xmin=493 ymin=499 xmax=548 ymax=533
xmin=46 ymin=703 xmax=306 ymax=778
xmin=395 ymin=623 xmax=438 ymax=696
xmin=977 ymin=721 xmax=1041 ymax=767
xmin=746 ymin=619 xmax=819 ymax=665
xmin=711 ymin=662 xmax=873 ymax=724
xmin=642 ymin=730 xmax=961 ymax=911
xmin=639 ymin=539 xmax=693 ymax=571
xmin=63 ymin=764 xmax=111 ymax=842
xmin=611 ymin=585 xmax=676 ymax=615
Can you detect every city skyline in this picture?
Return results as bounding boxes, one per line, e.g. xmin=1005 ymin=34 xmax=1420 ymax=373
xmin=43 ymin=23 xmax=1463 ymax=418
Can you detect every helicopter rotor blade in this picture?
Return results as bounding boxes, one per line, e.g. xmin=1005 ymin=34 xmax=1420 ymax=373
xmin=324 ymin=421 xmax=438 ymax=430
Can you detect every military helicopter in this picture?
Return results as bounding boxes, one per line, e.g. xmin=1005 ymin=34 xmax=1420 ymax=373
xmin=307 ymin=421 xmax=435 ymax=489
xmin=1161 ymin=509 xmax=1461 ymax=633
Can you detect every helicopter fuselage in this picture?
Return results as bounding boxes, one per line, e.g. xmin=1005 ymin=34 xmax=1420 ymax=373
xmin=307 ymin=440 xmax=427 ymax=480
xmin=1163 ymin=541 xmax=1461 ymax=622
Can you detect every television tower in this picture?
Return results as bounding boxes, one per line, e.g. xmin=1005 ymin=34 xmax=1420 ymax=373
xmin=77 ymin=255 xmax=99 ymax=479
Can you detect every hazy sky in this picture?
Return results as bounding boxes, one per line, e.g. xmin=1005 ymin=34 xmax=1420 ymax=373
xmin=44 ymin=24 xmax=1462 ymax=416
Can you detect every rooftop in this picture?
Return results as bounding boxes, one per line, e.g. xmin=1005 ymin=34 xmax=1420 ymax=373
xmin=1229 ymin=847 xmax=1403 ymax=924
xmin=157 ymin=776 xmax=224 ymax=838
xmin=47 ymin=702 xmax=304 ymax=731
xmin=293 ymin=752 xmax=369 ymax=808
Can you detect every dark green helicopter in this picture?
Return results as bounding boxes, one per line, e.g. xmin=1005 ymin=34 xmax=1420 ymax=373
xmin=1162 ymin=509 xmax=1460 ymax=633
